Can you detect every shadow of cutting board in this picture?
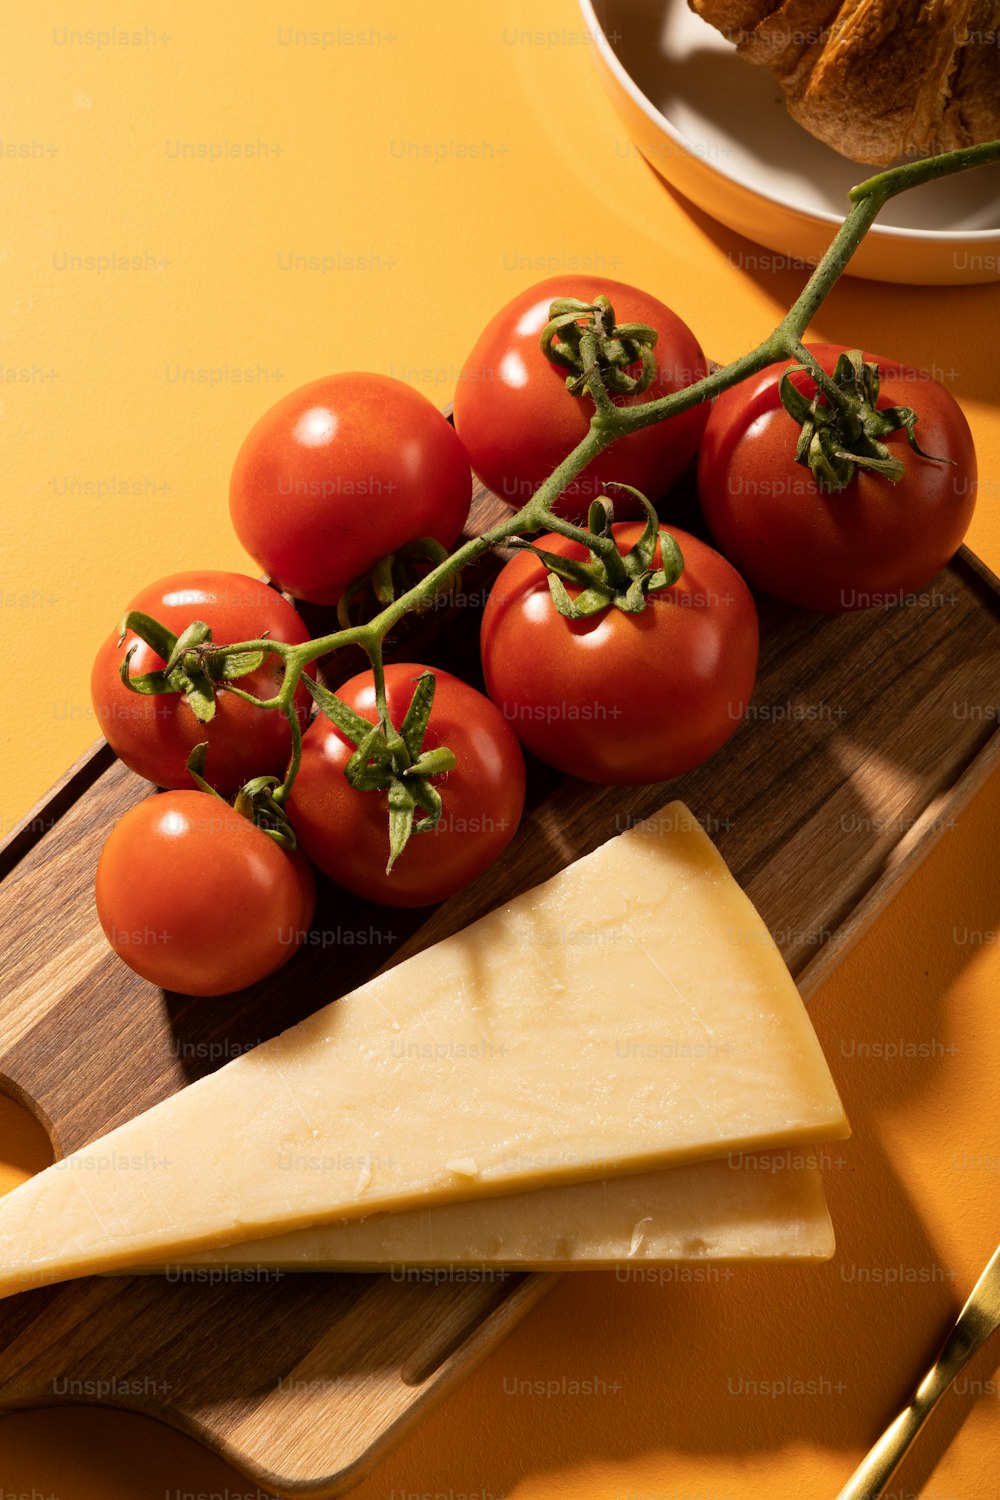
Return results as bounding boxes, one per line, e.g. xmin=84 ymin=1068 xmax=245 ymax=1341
xmin=1 ymin=472 xmax=999 ymax=1498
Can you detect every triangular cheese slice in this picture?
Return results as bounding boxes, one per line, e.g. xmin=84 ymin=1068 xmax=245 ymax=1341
xmin=149 ymin=1152 xmax=836 ymax=1273
xmin=0 ymin=802 xmax=847 ymax=1297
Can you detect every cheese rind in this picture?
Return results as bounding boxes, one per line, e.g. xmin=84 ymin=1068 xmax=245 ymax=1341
xmin=148 ymin=1155 xmax=835 ymax=1272
xmin=0 ymin=802 xmax=848 ymax=1297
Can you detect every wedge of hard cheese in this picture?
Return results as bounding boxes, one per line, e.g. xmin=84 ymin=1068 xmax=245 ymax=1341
xmin=0 ymin=801 xmax=848 ymax=1298
xmin=151 ymin=1153 xmax=835 ymax=1272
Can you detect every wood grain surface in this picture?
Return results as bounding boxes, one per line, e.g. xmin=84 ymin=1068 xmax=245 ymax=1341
xmin=1 ymin=474 xmax=999 ymax=1499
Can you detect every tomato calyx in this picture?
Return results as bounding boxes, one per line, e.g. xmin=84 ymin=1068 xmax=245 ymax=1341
xmin=304 ymin=671 xmax=457 ymax=874
xmin=118 ymin=610 xmax=267 ymax=724
xmin=513 ymin=489 xmax=684 ymax=620
xmin=780 ymin=348 xmax=955 ymax=493
xmin=540 ymin=295 xmax=659 ymax=400
xmin=185 ymin=743 xmax=299 ymax=851
xmin=336 ymin=538 xmax=462 ymax=629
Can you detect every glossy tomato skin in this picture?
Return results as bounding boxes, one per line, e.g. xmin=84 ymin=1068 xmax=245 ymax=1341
xmin=96 ymin=791 xmax=316 ymax=996
xmin=286 ymin=663 xmax=526 ymax=907
xmin=480 ymin=525 xmax=758 ymax=785
xmin=697 ymin=343 xmax=977 ymax=611
xmin=453 ymin=276 xmax=709 ymax=516
xmin=92 ymin=571 xmax=312 ymax=795
xmin=229 ymin=373 xmax=473 ymax=604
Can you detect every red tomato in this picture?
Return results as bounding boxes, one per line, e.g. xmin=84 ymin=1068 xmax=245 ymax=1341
xmin=92 ymin=572 xmax=312 ymax=795
xmin=286 ymin=663 xmax=526 ymax=906
xmin=229 ymin=373 xmax=472 ymax=604
xmin=453 ymin=276 xmax=709 ymax=516
xmin=697 ymin=343 xmax=977 ymax=611
xmin=96 ymin=791 xmax=316 ymax=996
xmin=480 ymin=525 xmax=758 ymax=785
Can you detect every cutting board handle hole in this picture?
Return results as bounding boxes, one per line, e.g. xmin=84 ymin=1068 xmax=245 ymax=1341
xmin=0 ymin=1087 xmax=57 ymax=1176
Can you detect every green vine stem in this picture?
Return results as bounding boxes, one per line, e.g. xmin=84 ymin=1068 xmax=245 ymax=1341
xmin=272 ymin=693 xmax=303 ymax=807
xmin=139 ymin=138 xmax=1000 ymax=812
xmin=612 ymin=139 xmax=1000 ymax=439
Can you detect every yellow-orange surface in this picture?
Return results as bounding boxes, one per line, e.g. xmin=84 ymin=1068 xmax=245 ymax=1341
xmin=1 ymin=2 xmax=998 ymax=1497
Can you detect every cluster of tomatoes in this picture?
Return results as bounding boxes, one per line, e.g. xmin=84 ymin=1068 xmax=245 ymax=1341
xmin=91 ymin=276 xmax=977 ymax=997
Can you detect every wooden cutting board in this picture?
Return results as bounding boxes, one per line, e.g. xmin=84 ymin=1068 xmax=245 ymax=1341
xmin=1 ymin=474 xmax=999 ymax=1499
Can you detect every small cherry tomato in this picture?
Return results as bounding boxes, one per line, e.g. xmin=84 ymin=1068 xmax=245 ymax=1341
xmin=697 ymin=343 xmax=977 ymax=611
xmin=287 ymin=663 xmax=526 ymax=906
xmin=480 ymin=524 xmax=758 ymax=784
xmin=229 ymin=373 xmax=473 ymax=604
xmin=453 ymin=276 xmax=709 ymax=515
xmin=96 ymin=791 xmax=316 ymax=997
xmin=92 ymin=571 xmax=312 ymax=795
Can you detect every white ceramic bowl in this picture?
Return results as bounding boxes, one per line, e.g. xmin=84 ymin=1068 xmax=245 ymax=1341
xmin=580 ymin=0 xmax=1000 ymax=285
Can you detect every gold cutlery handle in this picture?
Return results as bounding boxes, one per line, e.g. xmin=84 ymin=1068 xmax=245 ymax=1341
xmin=836 ymin=1299 xmax=998 ymax=1499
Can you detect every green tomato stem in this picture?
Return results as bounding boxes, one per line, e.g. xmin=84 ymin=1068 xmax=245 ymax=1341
xmin=368 ymin=639 xmax=391 ymax=732
xmin=615 ymin=138 xmax=1000 ymax=440
xmin=272 ymin=697 xmax=303 ymax=807
xmin=216 ymin=683 xmax=285 ymax=713
xmin=215 ymin=636 xmax=294 ymax=659
xmin=781 ymin=339 xmax=854 ymax=414
xmin=577 ymin=329 xmax=619 ymax=422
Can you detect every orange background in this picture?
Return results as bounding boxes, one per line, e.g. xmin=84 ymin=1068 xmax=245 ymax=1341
xmin=1 ymin=1 xmax=999 ymax=1496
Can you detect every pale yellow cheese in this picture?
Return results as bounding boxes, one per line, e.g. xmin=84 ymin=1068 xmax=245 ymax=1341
xmin=151 ymin=1153 xmax=835 ymax=1272
xmin=0 ymin=802 xmax=848 ymax=1297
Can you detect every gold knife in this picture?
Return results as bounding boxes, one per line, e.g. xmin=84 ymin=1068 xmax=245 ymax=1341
xmin=836 ymin=1242 xmax=1000 ymax=1499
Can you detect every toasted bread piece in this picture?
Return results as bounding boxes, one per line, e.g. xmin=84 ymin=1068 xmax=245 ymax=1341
xmin=689 ymin=0 xmax=782 ymax=44
xmin=737 ymin=0 xmax=844 ymax=91
xmin=690 ymin=0 xmax=1000 ymax=163
xmin=792 ymin=1 xmax=972 ymax=162
xmin=940 ymin=0 xmax=1000 ymax=149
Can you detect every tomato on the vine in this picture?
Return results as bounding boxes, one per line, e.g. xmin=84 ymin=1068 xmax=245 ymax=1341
xmin=453 ymin=276 xmax=709 ymax=516
xmin=92 ymin=571 xmax=312 ymax=795
xmin=287 ymin=663 xmax=526 ymax=907
xmin=480 ymin=524 xmax=758 ymax=785
xmin=96 ymin=791 xmax=316 ymax=996
xmin=697 ymin=343 xmax=977 ymax=611
xmin=229 ymin=373 xmax=473 ymax=605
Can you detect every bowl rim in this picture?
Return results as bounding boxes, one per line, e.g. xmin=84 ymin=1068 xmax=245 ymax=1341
xmin=579 ymin=0 xmax=1000 ymax=247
